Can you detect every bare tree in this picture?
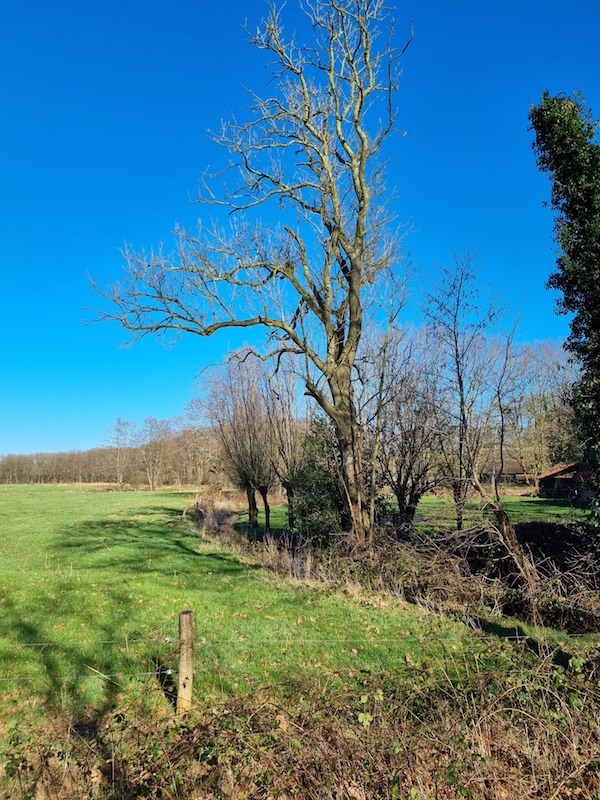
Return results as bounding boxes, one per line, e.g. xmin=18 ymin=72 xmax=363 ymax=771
xmin=425 ymin=251 xmax=540 ymax=623
xmin=93 ymin=0 xmax=412 ymax=549
xmin=136 ymin=417 xmax=173 ymax=491
xmin=105 ymin=417 xmax=137 ymax=488
xmin=259 ymin=365 xmax=308 ymax=531
xmin=175 ymin=425 xmax=222 ymax=488
xmin=374 ymin=331 xmax=443 ymax=527
xmin=424 ymin=254 xmax=504 ymax=530
xmin=207 ymin=358 xmax=278 ymax=532
xmin=506 ymin=342 xmax=579 ymax=488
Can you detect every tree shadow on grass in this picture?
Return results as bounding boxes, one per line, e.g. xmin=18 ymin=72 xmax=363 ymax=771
xmin=52 ymin=504 xmax=261 ymax=581
xmin=0 ymin=594 xmax=128 ymax=712
xmin=0 ymin=505 xmax=261 ymax=732
xmin=472 ymin=616 xmax=574 ymax=669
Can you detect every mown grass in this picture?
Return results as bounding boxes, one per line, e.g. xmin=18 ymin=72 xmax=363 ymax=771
xmin=0 ymin=484 xmax=472 ymax=721
xmin=415 ymin=492 xmax=587 ymax=532
xmin=2 ymin=485 xmax=600 ymax=799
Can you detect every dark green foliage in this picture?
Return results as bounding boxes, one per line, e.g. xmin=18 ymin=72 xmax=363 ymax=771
xmin=288 ymin=418 xmax=344 ymax=545
xmin=529 ymin=93 xmax=600 ymax=502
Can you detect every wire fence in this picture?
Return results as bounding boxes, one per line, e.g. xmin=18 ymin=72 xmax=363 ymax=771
xmin=1 ymin=627 xmax=598 ymax=651
xmin=0 ymin=622 xmax=597 ymax=686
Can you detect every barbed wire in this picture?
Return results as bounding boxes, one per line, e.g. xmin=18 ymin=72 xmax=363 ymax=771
xmin=0 ymin=631 xmax=596 ymax=685
xmin=0 ymin=633 xmax=537 ymax=651
xmin=0 ymin=671 xmax=160 ymax=684
xmin=0 ymin=636 xmax=178 ymax=649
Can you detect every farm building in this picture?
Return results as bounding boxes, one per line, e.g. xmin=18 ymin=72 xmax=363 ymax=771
xmin=538 ymin=462 xmax=591 ymax=499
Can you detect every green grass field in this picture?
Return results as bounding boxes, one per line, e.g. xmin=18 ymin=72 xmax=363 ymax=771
xmin=414 ymin=493 xmax=587 ymax=532
xmin=2 ymin=485 xmax=600 ymax=798
xmin=0 ymin=484 xmax=475 ymax=722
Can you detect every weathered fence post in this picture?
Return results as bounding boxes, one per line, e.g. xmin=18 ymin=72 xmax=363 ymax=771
xmin=177 ymin=610 xmax=194 ymax=716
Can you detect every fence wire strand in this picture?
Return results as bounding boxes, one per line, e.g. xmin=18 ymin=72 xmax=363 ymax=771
xmin=0 ymin=625 xmax=595 ymax=685
xmin=1 ymin=628 xmax=596 ymax=651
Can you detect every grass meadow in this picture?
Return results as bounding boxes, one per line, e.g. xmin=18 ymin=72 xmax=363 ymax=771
xmin=2 ymin=484 xmax=600 ymax=799
xmin=235 ymin=492 xmax=588 ymax=537
xmin=0 ymin=484 xmax=472 ymax=718
xmin=417 ymin=493 xmax=588 ymax=529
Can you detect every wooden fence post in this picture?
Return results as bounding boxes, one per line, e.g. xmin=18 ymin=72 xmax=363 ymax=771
xmin=177 ymin=610 xmax=194 ymax=716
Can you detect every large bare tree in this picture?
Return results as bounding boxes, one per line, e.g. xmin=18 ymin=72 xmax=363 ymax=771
xmin=93 ymin=0 xmax=412 ymax=549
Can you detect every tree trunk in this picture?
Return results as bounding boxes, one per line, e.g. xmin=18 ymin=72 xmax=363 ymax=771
xmin=283 ymin=481 xmax=295 ymax=531
xmin=397 ymin=499 xmax=419 ymax=526
xmin=257 ymin=486 xmax=271 ymax=533
xmin=489 ymin=501 xmax=540 ymax=626
xmin=474 ymin=471 xmax=540 ymax=625
xmin=453 ymin=484 xmax=466 ymax=532
xmin=312 ymin=371 xmax=371 ymax=551
xmin=337 ymin=428 xmax=370 ymax=551
xmin=246 ymin=486 xmax=259 ymax=528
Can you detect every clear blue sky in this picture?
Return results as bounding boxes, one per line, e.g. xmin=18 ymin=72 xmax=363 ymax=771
xmin=1 ymin=0 xmax=599 ymax=455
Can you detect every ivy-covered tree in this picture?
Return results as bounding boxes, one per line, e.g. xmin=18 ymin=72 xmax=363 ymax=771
xmin=291 ymin=417 xmax=344 ymax=547
xmin=529 ymin=93 xmax=600 ymax=497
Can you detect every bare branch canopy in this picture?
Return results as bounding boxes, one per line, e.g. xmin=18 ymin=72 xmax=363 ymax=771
xmin=92 ymin=0 xmax=413 ymax=547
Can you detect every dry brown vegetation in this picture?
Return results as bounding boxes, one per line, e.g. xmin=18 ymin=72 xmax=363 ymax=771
xmin=202 ymin=492 xmax=600 ymax=637
xmin=4 ymin=642 xmax=600 ymax=800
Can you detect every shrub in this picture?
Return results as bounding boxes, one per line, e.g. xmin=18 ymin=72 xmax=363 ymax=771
xmin=288 ymin=418 xmax=344 ymax=546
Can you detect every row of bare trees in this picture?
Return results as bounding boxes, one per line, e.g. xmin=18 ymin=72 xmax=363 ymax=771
xmin=1 ymin=262 xmax=576 ymax=528
xmin=196 ymin=258 xmax=577 ymax=544
xmin=1 ymin=289 xmax=575 ymax=533
xmin=0 ymin=420 xmax=220 ymax=489
xmin=103 ymin=417 xmax=221 ymax=490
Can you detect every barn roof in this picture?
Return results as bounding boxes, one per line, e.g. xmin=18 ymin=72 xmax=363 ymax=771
xmin=538 ymin=462 xmax=588 ymax=481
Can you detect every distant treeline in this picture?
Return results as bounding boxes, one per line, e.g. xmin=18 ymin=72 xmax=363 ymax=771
xmin=0 ymin=424 xmax=220 ymax=489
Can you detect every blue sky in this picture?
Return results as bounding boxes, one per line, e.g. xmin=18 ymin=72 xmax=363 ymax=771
xmin=1 ymin=0 xmax=599 ymax=455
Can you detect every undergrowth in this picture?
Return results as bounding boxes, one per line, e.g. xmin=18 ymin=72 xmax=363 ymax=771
xmin=3 ymin=640 xmax=600 ymax=799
